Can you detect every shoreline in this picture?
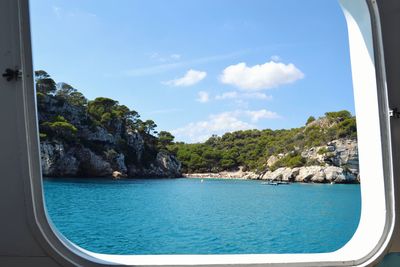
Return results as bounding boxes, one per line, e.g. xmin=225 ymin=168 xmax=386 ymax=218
xmin=43 ymin=175 xmax=359 ymax=185
xmin=182 ymin=165 xmax=360 ymax=184
xmin=43 ymin=164 xmax=360 ymax=184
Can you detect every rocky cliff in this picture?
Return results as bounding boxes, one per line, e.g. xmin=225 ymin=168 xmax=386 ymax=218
xmin=36 ymin=72 xmax=181 ymax=178
xmin=183 ymin=138 xmax=359 ymax=183
xmin=40 ymin=139 xmax=181 ymax=178
xmin=36 ymin=71 xmax=357 ymax=183
xmin=261 ymin=139 xmax=359 ymax=183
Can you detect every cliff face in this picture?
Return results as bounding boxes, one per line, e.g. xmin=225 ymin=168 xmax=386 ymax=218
xmin=262 ymin=139 xmax=359 ymax=183
xmin=183 ymin=138 xmax=359 ymax=183
xmin=36 ymin=72 xmax=357 ymax=182
xmin=40 ymin=140 xmax=181 ymax=178
xmin=38 ymin=89 xmax=181 ymax=179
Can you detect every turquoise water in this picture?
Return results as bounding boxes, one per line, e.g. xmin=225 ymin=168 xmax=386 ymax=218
xmin=44 ymin=178 xmax=361 ymax=255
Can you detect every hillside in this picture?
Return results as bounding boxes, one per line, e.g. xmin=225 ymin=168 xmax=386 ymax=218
xmin=36 ymin=71 xmax=181 ymax=178
xmin=168 ymin=111 xmax=359 ymax=183
xmin=36 ymin=70 xmax=358 ymax=183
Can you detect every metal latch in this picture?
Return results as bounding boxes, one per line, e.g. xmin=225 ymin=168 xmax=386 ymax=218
xmin=2 ymin=68 xmax=22 ymax=82
xmin=389 ymin=108 xmax=400 ymax=118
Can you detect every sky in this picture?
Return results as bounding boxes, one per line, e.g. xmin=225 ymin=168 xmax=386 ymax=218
xmin=29 ymin=0 xmax=355 ymax=143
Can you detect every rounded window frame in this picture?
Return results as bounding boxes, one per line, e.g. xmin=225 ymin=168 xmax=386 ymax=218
xmin=18 ymin=0 xmax=396 ymax=266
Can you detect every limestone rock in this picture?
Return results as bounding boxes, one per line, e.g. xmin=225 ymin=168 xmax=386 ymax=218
xmin=114 ymin=153 xmax=127 ymax=174
xmin=40 ymin=141 xmax=62 ymax=175
xmin=327 ymin=139 xmax=358 ymax=173
xmin=112 ymin=171 xmax=126 ymax=179
xmin=40 ymin=141 xmax=79 ymax=177
xmin=266 ymin=155 xmax=280 ymax=168
xmin=127 ymin=152 xmax=181 ymax=178
xmin=261 ymin=167 xmax=299 ymax=181
xmin=126 ymin=131 xmax=145 ymax=162
xmin=155 ymin=151 xmax=182 ymax=177
xmin=74 ymin=148 xmax=113 ymax=177
xmin=296 ymin=166 xmax=324 ymax=183
xmin=301 ymin=147 xmax=325 ymax=164
xmin=80 ymin=126 xmax=115 ymax=143
xmin=324 ymin=166 xmax=345 ymax=183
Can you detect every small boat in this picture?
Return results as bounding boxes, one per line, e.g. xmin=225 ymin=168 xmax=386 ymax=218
xmin=277 ymin=181 xmax=290 ymax=185
xmin=261 ymin=181 xmax=278 ymax=186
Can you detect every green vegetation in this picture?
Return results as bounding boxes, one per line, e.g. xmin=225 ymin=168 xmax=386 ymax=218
xmin=35 ymin=70 xmax=56 ymax=94
xmin=35 ymin=70 xmax=357 ymax=176
xmin=325 ymin=110 xmax=352 ymax=121
xmin=36 ymin=70 xmax=174 ymax=167
xmin=56 ymin=82 xmax=88 ymax=107
xmin=317 ymin=147 xmax=329 ymax=155
xmin=167 ymin=110 xmax=357 ymax=173
xmin=41 ymin=116 xmax=77 ymax=142
xmin=271 ymin=152 xmax=306 ymax=171
xmin=158 ymin=131 xmax=175 ymax=151
xmin=306 ymin=116 xmax=316 ymax=125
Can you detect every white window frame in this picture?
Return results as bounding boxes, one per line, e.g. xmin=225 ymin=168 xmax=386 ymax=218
xmin=7 ymin=0 xmax=396 ymax=266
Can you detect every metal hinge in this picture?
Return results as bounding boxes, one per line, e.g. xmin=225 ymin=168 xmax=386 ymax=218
xmin=389 ymin=108 xmax=400 ymax=118
xmin=2 ymin=68 xmax=22 ymax=82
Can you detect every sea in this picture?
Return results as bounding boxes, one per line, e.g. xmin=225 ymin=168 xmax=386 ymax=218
xmin=44 ymin=178 xmax=361 ymax=255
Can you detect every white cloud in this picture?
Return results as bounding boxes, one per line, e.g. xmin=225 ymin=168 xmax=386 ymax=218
xmin=172 ymin=112 xmax=254 ymax=143
xmin=163 ymin=69 xmax=207 ymax=87
xmin=220 ymin=60 xmax=304 ymax=90
xmin=171 ymin=109 xmax=279 ymax=143
xmin=170 ymin=54 xmax=181 ymax=60
xmin=245 ymin=109 xmax=280 ymax=122
xmin=52 ymin=6 xmax=96 ymax=19
xmin=215 ymin=91 xmax=271 ymax=100
xmin=215 ymin=91 xmax=238 ymax=100
xmin=123 ymin=50 xmax=245 ymax=77
xmin=150 ymin=53 xmax=181 ymax=62
xmin=196 ymin=91 xmax=210 ymax=103
xmin=270 ymin=55 xmax=281 ymax=62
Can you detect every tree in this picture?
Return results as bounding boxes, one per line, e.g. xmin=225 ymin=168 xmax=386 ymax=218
xmin=143 ymin=120 xmax=157 ymax=135
xmin=41 ymin=116 xmax=77 ymax=141
xmin=205 ymin=134 xmax=221 ymax=146
xmin=306 ymin=116 xmax=316 ymax=125
xmin=35 ymin=70 xmax=56 ymax=94
xmin=158 ymin=131 xmax=174 ymax=148
xmin=56 ymin=83 xmax=88 ymax=106
xmin=88 ymin=97 xmax=118 ymax=121
xmin=87 ymin=98 xmax=140 ymax=130
xmin=325 ymin=110 xmax=352 ymax=121
xmin=56 ymin=82 xmax=76 ymax=97
xmin=68 ymin=91 xmax=88 ymax=106
xmin=171 ymin=110 xmax=357 ymax=173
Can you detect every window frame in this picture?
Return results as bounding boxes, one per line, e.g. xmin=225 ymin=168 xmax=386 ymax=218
xmin=14 ymin=0 xmax=397 ymax=266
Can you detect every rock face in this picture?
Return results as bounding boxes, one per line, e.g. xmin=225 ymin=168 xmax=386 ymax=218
xmin=39 ymin=93 xmax=181 ymax=178
xmin=127 ymin=152 xmax=182 ymax=178
xmin=40 ymin=141 xmax=79 ymax=177
xmin=261 ymin=164 xmax=357 ymax=183
xmin=41 ymin=140 xmax=182 ymax=178
xmin=184 ymin=138 xmax=359 ymax=184
xmin=327 ymin=139 xmax=358 ymax=174
xmin=126 ymin=131 xmax=145 ymax=163
xmin=74 ymin=147 xmax=113 ymax=177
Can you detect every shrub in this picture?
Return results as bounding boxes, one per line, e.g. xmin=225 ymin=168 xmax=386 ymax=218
xmin=318 ymin=147 xmax=329 ymax=154
xmin=306 ymin=116 xmax=316 ymax=125
xmin=40 ymin=116 xmax=77 ymax=142
xmin=271 ymin=153 xmax=306 ymax=171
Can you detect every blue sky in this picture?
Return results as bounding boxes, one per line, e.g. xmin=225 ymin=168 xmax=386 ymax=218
xmin=30 ymin=0 xmax=354 ymax=143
